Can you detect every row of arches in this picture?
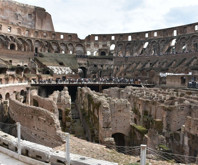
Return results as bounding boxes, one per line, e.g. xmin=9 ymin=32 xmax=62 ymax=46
xmin=0 ymin=89 xmax=27 ymax=102
xmin=1 ymin=33 xmax=198 ymax=57
xmin=0 ymin=34 xmax=86 ymax=55
xmin=113 ymin=34 xmax=198 ymax=57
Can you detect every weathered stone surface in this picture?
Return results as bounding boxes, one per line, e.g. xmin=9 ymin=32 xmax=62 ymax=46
xmin=103 ymin=86 xmax=198 ymax=158
xmin=76 ymin=87 xmax=132 ymax=146
xmin=9 ymin=98 xmax=64 ymax=147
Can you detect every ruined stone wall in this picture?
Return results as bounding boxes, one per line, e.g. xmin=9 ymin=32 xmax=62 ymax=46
xmin=49 ymin=87 xmax=71 ymax=131
xmin=30 ymin=88 xmax=72 ymax=131
xmin=76 ymin=87 xmax=132 ymax=145
xmin=185 ymin=116 xmax=198 ymax=136
xmin=103 ymin=86 xmax=198 ymax=157
xmin=9 ymin=98 xmax=64 ymax=147
xmin=30 ymin=90 xmax=58 ymax=114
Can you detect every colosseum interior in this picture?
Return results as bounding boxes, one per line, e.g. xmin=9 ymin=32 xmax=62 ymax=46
xmin=0 ymin=0 xmax=197 ymax=164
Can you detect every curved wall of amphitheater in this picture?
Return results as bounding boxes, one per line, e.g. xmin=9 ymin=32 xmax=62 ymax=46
xmin=0 ymin=1 xmax=198 ymax=84
xmin=0 ymin=1 xmax=198 ymax=163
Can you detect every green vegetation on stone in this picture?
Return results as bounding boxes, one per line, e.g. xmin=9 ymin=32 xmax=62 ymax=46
xmin=132 ymin=124 xmax=148 ymax=135
xmin=158 ymin=144 xmax=171 ymax=152
xmin=35 ymin=53 xmax=78 ymax=70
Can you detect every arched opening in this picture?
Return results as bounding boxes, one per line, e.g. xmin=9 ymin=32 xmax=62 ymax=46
xmin=75 ymin=44 xmax=84 ymax=55
xmin=20 ymin=90 xmax=26 ymax=103
xmin=10 ymin=43 xmax=16 ymax=50
xmin=181 ymin=76 xmax=186 ymax=85
xmin=112 ymin=133 xmax=125 ymax=153
xmin=0 ymin=94 xmax=2 ymax=103
xmin=20 ymin=90 xmax=25 ymax=96
xmin=35 ymin=47 xmax=38 ymax=54
xmin=58 ymin=109 xmax=63 ymax=121
xmin=110 ymin=44 xmax=115 ymax=51
xmin=43 ymin=68 xmax=51 ymax=75
xmin=5 ymin=93 xmax=10 ymax=100
xmin=93 ymin=51 xmax=98 ymax=56
xmin=33 ymin=99 xmax=39 ymax=107
xmin=87 ymin=51 xmax=91 ymax=56
xmin=100 ymin=51 xmax=106 ymax=56
xmin=79 ymin=67 xmax=87 ymax=78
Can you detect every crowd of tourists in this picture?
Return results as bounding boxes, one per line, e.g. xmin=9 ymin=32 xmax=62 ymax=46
xmin=31 ymin=77 xmax=137 ymax=85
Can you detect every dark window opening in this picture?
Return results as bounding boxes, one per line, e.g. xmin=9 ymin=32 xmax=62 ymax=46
xmin=79 ymin=67 xmax=87 ymax=78
xmin=59 ymin=62 xmax=64 ymax=66
xmin=100 ymin=51 xmax=106 ymax=56
xmin=112 ymin=133 xmax=125 ymax=153
xmin=5 ymin=93 xmax=10 ymax=100
xmin=58 ymin=109 xmax=62 ymax=121
xmin=181 ymin=77 xmax=186 ymax=85
xmin=28 ymin=14 xmax=32 ymax=19
xmin=10 ymin=44 xmax=15 ymax=50
xmin=33 ymin=99 xmax=39 ymax=107
xmin=35 ymin=47 xmax=38 ymax=54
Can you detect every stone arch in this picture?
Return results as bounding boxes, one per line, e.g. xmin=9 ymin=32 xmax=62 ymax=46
xmin=165 ymin=38 xmax=176 ymax=54
xmin=42 ymin=41 xmax=51 ymax=53
xmin=16 ymin=67 xmax=23 ymax=74
xmin=100 ymin=51 xmax=106 ymax=56
xmin=110 ymin=44 xmax=115 ymax=51
xmin=93 ymin=51 xmax=98 ymax=56
xmin=26 ymin=39 xmax=33 ymax=51
xmin=0 ymin=35 xmax=6 ymax=49
xmin=87 ymin=51 xmax=91 ymax=56
xmin=112 ymin=133 xmax=125 ymax=152
xmin=0 ymin=94 xmax=2 ymax=103
xmin=52 ymin=42 xmax=60 ymax=53
xmin=189 ymin=35 xmax=198 ymax=52
xmin=20 ymin=90 xmax=26 ymax=103
xmin=75 ymin=44 xmax=84 ymax=55
xmin=34 ymin=40 xmax=42 ymax=53
xmin=20 ymin=90 xmax=25 ymax=96
xmin=150 ymin=40 xmax=160 ymax=56
xmin=24 ymin=68 xmax=30 ymax=74
xmin=33 ymin=99 xmax=39 ymax=107
xmin=58 ymin=109 xmax=63 ymax=121
xmin=159 ymin=39 xmax=171 ymax=54
xmin=60 ymin=43 xmax=67 ymax=54
xmin=5 ymin=93 xmax=10 ymax=100
xmin=79 ymin=67 xmax=87 ymax=78
xmin=175 ymin=36 xmax=189 ymax=53
xmin=117 ymin=44 xmax=124 ymax=56
xmin=17 ymin=38 xmax=26 ymax=51
xmin=68 ymin=43 xmax=74 ymax=54
xmin=9 ymin=43 xmax=16 ymax=50
xmin=110 ymin=44 xmax=116 ymax=56
xmin=125 ymin=43 xmax=132 ymax=56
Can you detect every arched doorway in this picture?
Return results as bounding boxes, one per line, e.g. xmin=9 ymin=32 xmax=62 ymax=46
xmin=112 ymin=133 xmax=125 ymax=153
xmin=5 ymin=93 xmax=10 ymax=100
xmin=10 ymin=43 xmax=16 ymax=50
xmin=79 ymin=67 xmax=87 ymax=78
xmin=100 ymin=51 xmax=106 ymax=56
xmin=0 ymin=94 xmax=2 ymax=104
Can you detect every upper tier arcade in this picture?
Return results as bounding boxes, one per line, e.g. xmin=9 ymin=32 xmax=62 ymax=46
xmin=0 ymin=0 xmax=198 ymax=58
xmin=0 ymin=21 xmax=198 ymax=57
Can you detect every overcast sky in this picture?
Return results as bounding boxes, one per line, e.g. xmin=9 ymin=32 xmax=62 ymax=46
xmin=15 ymin=0 xmax=198 ymax=39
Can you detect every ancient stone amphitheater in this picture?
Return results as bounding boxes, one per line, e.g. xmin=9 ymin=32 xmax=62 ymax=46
xmin=0 ymin=0 xmax=197 ymax=164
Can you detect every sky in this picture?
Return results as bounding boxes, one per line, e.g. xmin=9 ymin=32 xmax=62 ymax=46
xmin=15 ymin=0 xmax=198 ymax=39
